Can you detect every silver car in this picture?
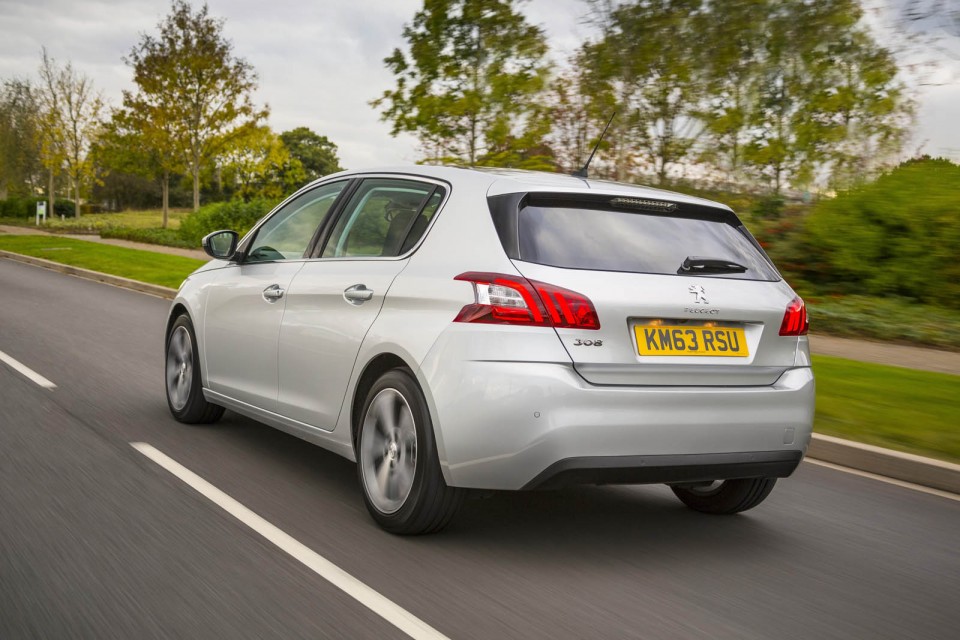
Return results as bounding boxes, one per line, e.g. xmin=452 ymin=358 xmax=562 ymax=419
xmin=164 ymin=166 xmax=814 ymax=534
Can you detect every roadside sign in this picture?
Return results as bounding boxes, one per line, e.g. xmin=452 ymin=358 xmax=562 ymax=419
xmin=36 ymin=201 xmax=47 ymax=225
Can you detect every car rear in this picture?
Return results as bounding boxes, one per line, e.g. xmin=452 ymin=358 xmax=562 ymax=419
xmin=418 ymin=178 xmax=814 ymax=493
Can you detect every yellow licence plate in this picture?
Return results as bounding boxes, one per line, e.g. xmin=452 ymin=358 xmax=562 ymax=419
xmin=635 ymin=325 xmax=749 ymax=357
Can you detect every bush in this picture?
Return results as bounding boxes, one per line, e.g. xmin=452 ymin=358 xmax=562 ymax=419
xmin=0 ymin=197 xmax=77 ymax=218
xmin=177 ymin=197 xmax=279 ymax=246
xmin=804 ymin=157 xmax=960 ymax=308
xmin=808 ymin=295 xmax=960 ymax=351
xmin=100 ymin=227 xmax=195 ymax=248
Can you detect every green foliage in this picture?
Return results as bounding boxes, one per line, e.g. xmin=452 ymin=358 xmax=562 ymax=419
xmin=808 ymin=295 xmax=960 ymax=350
xmin=220 ymin=126 xmax=306 ymax=201
xmin=804 ymin=157 xmax=960 ymax=307
xmin=0 ymin=197 xmax=74 ymax=218
xmin=0 ymin=79 xmax=41 ymax=197
xmin=372 ymin=0 xmax=553 ymax=168
xmin=177 ymin=197 xmax=279 ymax=246
xmin=279 ymin=127 xmax=343 ymax=181
xmin=813 ymin=355 xmax=959 ymax=462
xmin=99 ymin=226 xmax=194 ymax=248
xmin=574 ymin=0 xmax=911 ymax=191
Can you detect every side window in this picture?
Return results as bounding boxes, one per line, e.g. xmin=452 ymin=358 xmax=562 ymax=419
xmin=246 ymin=181 xmax=346 ymax=263
xmin=321 ymin=178 xmax=443 ymax=258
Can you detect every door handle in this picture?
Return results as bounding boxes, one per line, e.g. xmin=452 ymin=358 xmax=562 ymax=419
xmin=343 ymin=284 xmax=374 ymax=305
xmin=262 ymin=284 xmax=285 ymax=302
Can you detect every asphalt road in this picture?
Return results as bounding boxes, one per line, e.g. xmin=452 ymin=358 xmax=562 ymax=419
xmin=1 ymin=258 xmax=958 ymax=640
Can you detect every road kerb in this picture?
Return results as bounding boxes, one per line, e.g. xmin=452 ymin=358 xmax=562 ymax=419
xmin=808 ymin=433 xmax=960 ymax=495
xmin=3 ymin=248 xmax=958 ymax=496
xmin=0 ymin=250 xmax=177 ymax=300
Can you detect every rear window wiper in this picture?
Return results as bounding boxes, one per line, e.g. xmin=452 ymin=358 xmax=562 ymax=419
xmin=678 ymin=256 xmax=748 ymax=274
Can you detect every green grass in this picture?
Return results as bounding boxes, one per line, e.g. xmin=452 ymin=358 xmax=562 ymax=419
xmin=0 ymin=235 xmax=206 ymax=289
xmin=813 ymin=354 xmax=959 ymax=463
xmin=0 ymin=208 xmax=191 ymax=232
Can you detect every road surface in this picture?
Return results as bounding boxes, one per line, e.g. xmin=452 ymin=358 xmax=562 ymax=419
xmin=1 ymin=258 xmax=958 ymax=639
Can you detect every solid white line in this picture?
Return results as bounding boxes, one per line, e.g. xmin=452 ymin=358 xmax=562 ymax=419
xmin=0 ymin=349 xmax=56 ymax=389
xmin=130 ymin=442 xmax=449 ymax=640
xmin=805 ymin=458 xmax=960 ymax=502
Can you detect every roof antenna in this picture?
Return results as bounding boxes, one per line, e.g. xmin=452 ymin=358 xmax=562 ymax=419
xmin=572 ymin=111 xmax=616 ymax=179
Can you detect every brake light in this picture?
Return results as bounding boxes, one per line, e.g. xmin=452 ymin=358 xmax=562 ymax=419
xmin=779 ymin=297 xmax=808 ymax=336
xmin=454 ymin=272 xmax=600 ymax=330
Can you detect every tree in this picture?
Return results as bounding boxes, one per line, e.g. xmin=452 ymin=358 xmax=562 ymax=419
xmin=37 ymin=48 xmax=103 ymax=218
xmin=581 ymin=0 xmax=708 ymax=185
xmin=0 ymin=79 xmax=41 ymax=199
xmin=372 ymin=0 xmax=552 ymax=168
xmin=220 ymin=126 xmax=306 ymax=200
xmin=575 ymin=0 xmax=913 ymax=192
xmin=279 ymin=127 xmax=343 ymax=181
xmin=126 ymin=0 xmax=267 ymax=211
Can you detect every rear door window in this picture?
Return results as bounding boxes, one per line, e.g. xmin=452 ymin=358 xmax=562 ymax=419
xmin=517 ymin=204 xmax=779 ymax=281
xmin=321 ymin=178 xmax=443 ymax=258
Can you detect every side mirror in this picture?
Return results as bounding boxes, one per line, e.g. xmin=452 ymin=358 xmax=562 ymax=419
xmin=202 ymin=230 xmax=239 ymax=260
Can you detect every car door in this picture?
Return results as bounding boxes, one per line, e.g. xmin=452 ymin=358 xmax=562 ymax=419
xmin=276 ymin=177 xmax=446 ymax=429
xmin=202 ymin=180 xmax=348 ymax=411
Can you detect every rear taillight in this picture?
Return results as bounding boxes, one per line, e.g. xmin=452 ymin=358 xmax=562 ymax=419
xmin=779 ymin=297 xmax=809 ymax=336
xmin=453 ymin=272 xmax=600 ymax=330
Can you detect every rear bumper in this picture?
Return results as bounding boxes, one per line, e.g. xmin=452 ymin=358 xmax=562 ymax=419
xmin=423 ymin=356 xmax=815 ymax=490
xmin=523 ymin=450 xmax=803 ymax=490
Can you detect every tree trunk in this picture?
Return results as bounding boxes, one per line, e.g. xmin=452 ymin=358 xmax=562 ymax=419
xmin=161 ymin=171 xmax=170 ymax=229
xmin=74 ymin=178 xmax=81 ymax=218
xmin=48 ymin=169 xmax=56 ymax=218
xmin=192 ymin=166 xmax=200 ymax=211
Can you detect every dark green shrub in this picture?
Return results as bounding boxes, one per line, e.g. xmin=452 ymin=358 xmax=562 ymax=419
xmin=100 ymin=227 xmax=195 ymax=248
xmin=177 ymin=197 xmax=279 ymax=246
xmin=53 ymin=199 xmax=75 ymax=217
xmin=804 ymin=157 xmax=960 ymax=308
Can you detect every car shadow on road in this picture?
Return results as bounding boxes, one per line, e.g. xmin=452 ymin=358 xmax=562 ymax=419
xmin=184 ymin=409 xmax=793 ymax=568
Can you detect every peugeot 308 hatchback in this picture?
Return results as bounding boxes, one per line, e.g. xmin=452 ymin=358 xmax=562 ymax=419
xmin=165 ymin=166 xmax=814 ymax=534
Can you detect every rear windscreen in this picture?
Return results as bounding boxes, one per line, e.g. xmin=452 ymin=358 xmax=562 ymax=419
xmin=517 ymin=205 xmax=780 ymax=281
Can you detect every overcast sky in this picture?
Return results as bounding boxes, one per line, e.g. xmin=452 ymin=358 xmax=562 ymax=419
xmin=0 ymin=0 xmax=957 ymax=170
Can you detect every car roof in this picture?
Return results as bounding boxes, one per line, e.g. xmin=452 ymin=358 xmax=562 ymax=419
xmin=318 ymin=165 xmax=733 ymax=212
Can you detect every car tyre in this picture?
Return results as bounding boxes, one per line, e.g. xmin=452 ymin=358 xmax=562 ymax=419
xmin=671 ymin=477 xmax=777 ymax=514
xmin=357 ymin=369 xmax=464 ymax=534
xmin=165 ymin=314 xmax=224 ymax=424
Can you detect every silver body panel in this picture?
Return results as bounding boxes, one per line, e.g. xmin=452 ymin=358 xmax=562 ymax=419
xmin=170 ymin=165 xmax=815 ymax=490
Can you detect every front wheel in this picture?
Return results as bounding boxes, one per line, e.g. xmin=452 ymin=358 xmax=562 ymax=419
xmin=165 ymin=314 xmax=224 ymax=424
xmin=356 ymin=369 xmax=464 ymax=534
xmin=671 ymin=477 xmax=777 ymax=514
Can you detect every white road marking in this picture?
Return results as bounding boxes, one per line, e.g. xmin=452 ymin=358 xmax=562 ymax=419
xmin=805 ymin=458 xmax=960 ymax=502
xmin=130 ymin=442 xmax=449 ymax=640
xmin=0 ymin=349 xmax=56 ymax=389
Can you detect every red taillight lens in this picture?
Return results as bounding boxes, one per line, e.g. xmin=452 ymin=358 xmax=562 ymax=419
xmin=779 ymin=296 xmax=809 ymax=336
xmin=454 ymin=272 xmax=600 ymax=330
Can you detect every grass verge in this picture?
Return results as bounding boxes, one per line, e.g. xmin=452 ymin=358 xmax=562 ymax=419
xmin=813 ymin=354 xmax=959 ymax=463
xmin=0 ymin=235 xmax=206 ymax=289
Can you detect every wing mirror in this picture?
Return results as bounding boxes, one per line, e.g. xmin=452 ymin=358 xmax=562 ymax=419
xmin=202 ymin=230 xmax=239 ymax=260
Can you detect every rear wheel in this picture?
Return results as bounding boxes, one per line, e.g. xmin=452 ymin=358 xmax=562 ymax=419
xmin=671 ymin=477 xmax=777 ymax=514
xmin=165 ymin=314 xmax=224 ymax=424
xmin=356 ymin=369 xmax=464 ymax=534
